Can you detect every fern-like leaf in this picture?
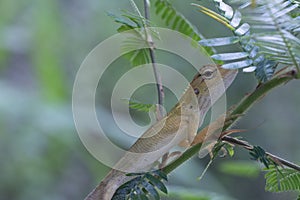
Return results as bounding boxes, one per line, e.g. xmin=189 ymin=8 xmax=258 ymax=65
xmin=194 ymin=0 xmax=300 ymax=82
xmin=154 ymin=0 xmax=214 ymax=55
xmin=194 ymin=1 xmax=277 ymax=81
xmin=265 ymin=165 xmax=300 ymax=193
xmin=108 ymin=11 xmax=153 ymax=67
xmin=239 ymin=0 xmax=300 ymax=67
xmin=155 ymin=0 xmax=200 ymax=40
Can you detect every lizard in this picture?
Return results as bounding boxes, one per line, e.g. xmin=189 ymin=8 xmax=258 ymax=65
xmin=85 ymin=64 xmax=238 ymax=200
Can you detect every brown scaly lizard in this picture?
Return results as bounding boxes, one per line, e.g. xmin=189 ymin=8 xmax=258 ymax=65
xmin=85 ymin=65 xmax=238 ymax=200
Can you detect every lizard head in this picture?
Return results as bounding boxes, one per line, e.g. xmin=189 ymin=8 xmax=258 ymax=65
xmin=191 ymin=65 xmax=238 ymax=100
xmin=174 ymin=65 xmax=237 ymax=145
xmin=176 ymin=64 xmax=237 ymax=117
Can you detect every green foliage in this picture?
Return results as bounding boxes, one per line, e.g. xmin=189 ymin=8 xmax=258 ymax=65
xmin=207 ymin=141 xmax=236 ymax=159
xmin=112 ymin=170 xmax=168 ymax=200
xmin=154 ymin=0 xmax=214 ymax=55
xmin=249 ymin=146 xmax=275 ymax=168
xmin=108 ymin=12 xmax=141 ymax=30
xmin=195 ymin=0 xmax=300 ymax=82
xmin=264 ymin=165 xmax=300 ymax=193
xmin=154 ymin=0 xmax=200 ymax=41
xmin=110 ymin=1 xmax=300 ymax=199
xmin=125 ymin=99 xmax=156 ymax=113
xmin=108 ymin=11 xmax=152 ymax=67
xmin=198 ymin=142 xmax=235 ymax=181
xmin=249 ymin=146 xmax=300 ymax=195
xmin=224 ymin=143 xmax=235 ymax=157
xmin=109 ymin=0 xmax=217 ymax=68
xmin=219 ymin=161 xmax=260 ymax=178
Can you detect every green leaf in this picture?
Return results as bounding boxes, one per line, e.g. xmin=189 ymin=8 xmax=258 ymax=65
xmin=192 ymin=3 xmax=233 ymax=30
xmin=123 ymin=99 xmax=155 ymax=113
xmin=145 ymin=173 xmax=168 ymax=194
xmin=197 ymin=0 xmax=300 ymax=81
xmin=254 ymin=59 xmax=276 ymax=82
xmin=249 ymin=146 xmax=276 ymax=169
xmin=113 ymin=170 xmax=168 ymax=200
xmin=199 ymin=36 xmax=240 ymax=46
xmin=265 ymin=165 xmax=300 ymax=193
xmin=152 ymin=169 xmax=168 ymax=181
xmin=222 ymin=59 xmax=253 ymax=69
xmin=122 ymin=48 xmax=151 ymax=67
xmin=224 ymin=143 xmax=235 ymax=157
xmin=235 ymin=23 xmax=250 ymax=35
xmin=108 ymin=12 xmax=138 ymax=28
xmin=212 ymin=52 xmax=249 ymax=61
xmin=141 ymin=181 xmax=160 ymax=200
xmin=154 ymin=0 xmax=214 ymax=55
xmin=231 ymin=10 xmax=242 ymax=27
xmin=237 ymin=0 xmax=300 ymax=71
xmin=108 ymin=11 xmax=153 ymax=67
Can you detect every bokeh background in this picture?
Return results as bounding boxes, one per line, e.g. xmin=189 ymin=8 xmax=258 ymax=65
xmin=0 ymin=0 xmax=299 ymax=200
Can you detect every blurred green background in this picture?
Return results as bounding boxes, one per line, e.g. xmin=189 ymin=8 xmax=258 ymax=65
xmin=0 ymin=0 xmax=299 ymax=200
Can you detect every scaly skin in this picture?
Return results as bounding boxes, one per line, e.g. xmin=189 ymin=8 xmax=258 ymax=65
xmin=85 ymin=65 xmax=238 ymax=200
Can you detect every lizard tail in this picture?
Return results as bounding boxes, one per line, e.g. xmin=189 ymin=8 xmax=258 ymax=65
xmin=84 ymin=169 xmax=129 ymax=200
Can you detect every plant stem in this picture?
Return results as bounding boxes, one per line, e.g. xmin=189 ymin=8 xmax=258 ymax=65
xmin=163 ymin=143 xmax=202 ymax=174
xmin=143 ymin=0 xmax=164 ymax=119
xmin=144 ymin=0 xmax=150 ymax=19
xmin=162 ymin=68 xmax=297 ymax=174
xmin=222 ymin=136 xmax=300 ymax=172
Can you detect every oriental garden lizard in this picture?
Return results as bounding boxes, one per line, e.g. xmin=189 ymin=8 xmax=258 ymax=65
xmin=85 ymin=65 xmax=238 ymax=200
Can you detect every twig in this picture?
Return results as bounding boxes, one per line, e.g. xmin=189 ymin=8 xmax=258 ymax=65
xmin=143 ymin=0 xmax=164 ymax=119
xmin=222 ymin=136 xmax=300 ymax=172
xmin=128 ymin=0 xmax=164 ymax=118
xmin=144 ymin=0 xmax=150 ymax=19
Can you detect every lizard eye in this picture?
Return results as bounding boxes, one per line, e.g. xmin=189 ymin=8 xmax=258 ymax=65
xmin=202 ymin=69 xmax=215 ymax=79
xmin=194 ymin=88 xmax=200 ymax=95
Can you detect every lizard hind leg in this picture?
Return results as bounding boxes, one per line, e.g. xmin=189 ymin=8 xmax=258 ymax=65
xmin=159 ymin=132 xmax=195 ymax=168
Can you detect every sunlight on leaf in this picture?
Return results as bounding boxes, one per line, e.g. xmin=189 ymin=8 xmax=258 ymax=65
xmin=199 ymin=36 xmax=240 ymax=46
xmin=222 ymin=59 xmax=253 ymax=69
xmin=212 ymin=52 xmax=249 ymax=61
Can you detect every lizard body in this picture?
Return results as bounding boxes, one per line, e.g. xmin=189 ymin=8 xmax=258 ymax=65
xmin=85 ymin=65 xmax=237 ymax=200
